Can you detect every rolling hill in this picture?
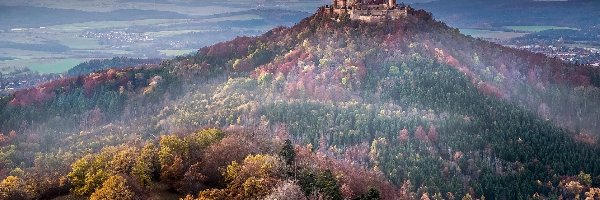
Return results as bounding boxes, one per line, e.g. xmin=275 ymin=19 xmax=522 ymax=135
xmin=1 ymin=6 xmax=600 ymax=200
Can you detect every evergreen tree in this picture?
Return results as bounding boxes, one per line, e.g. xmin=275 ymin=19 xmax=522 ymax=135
xmin=354 ymin=188 xmax=381 ymax=200
xmin=316 ymin=170 xmax=343 ymax=200
xmin=280 ymin=139 xmax=296 ymax=165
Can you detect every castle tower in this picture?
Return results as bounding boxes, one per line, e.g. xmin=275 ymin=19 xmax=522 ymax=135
xmin=326 ymin=0 xmax=408 ymax=22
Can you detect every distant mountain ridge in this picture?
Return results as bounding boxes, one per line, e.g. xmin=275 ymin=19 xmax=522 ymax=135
xmin=413 ymin=0 xmax=600 ymax=28
xmin=0 ymin=6 xmax=188 ymax=29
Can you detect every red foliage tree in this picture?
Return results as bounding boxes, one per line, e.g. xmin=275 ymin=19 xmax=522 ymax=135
xmin=399 ymin=128 xmax=409 ymax=143
xmin=427 ymin=125 xmax=438 ymax=143
xmin=294 ymin=145 xmax=397 ymax=200
xmin=414 ymin=126 xmax=428 ymax=143
xmin=202 ymin=133 xmax=261 ymax=185
xmin=0 ymin=130 xmax=17 ymax=146
xmin=9 ymin=87 xmax=55 ymax=106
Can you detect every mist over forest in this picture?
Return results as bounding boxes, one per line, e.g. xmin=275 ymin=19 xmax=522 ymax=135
xmin=0 ymin=0 xmax=599 ymax=200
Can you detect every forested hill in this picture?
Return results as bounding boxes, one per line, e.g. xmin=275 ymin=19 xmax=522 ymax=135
xmin=1 ymin=7 xmax=600 ymax=200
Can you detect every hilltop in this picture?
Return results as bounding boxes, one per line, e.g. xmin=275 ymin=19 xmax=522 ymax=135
xmin=1 ymin=5 xmax=600 ymax=200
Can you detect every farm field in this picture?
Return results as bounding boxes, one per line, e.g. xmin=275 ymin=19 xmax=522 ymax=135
xmin=459 ymin=28 xmax=529 ymax=41
xmin=27 ymin=58 xmax=88 ymax=74
xmin=158 ymin=49 xmax=197 ymax=57
xmin=504 ymin=25 xmax=579 ymax=32
xmin=2 ymin=0 xmax=591 ymax=75
xmin=0 ymin=4 xmax=311 ymax=74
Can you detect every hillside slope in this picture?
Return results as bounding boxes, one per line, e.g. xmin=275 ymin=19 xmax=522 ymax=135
xmin=1 ymin=7 xmax=600 ymax=200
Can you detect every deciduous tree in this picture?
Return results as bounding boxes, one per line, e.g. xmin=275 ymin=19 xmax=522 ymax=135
xmin=89 ymin=175 xmax=134 ymax=200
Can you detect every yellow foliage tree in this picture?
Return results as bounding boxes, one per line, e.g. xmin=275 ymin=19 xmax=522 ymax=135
xmin=132 ymin=143 xmax=159 ymax=187
xmin=89 ymin=175 xmax=134 ymax=200
xmin=585 ymin=188 xmax=600 ymax=200
xmin=462 ymin=193 xmax=473 ymax=200
xmin=68 ymin=146 xmax=138 ymax=195
xmin=0 ymin=176 xmax=29 ymax=200
xmin=68 ymin=154 xmax=109 ymax=195
xmin=187 ymin=128 xmax=224 ymax=149
xmin=242 ymin=177 xmax=270 ymax=199
xmin=159 ymin=135 xmax=188 ymax=167
xmin=204 ymin=154 xmax=285 ymax=200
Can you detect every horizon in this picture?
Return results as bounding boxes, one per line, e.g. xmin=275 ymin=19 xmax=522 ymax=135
xmin=0 ymin=0 xmax=597 ymax=74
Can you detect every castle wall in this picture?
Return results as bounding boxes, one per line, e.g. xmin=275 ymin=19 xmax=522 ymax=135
xmin=348 ymin=9 xmax=407 ymax=22
xmin=326 ymin=0 xmax=409 ymax=23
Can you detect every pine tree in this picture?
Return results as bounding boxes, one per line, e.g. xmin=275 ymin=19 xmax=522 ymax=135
xmin=280 ymin=139 xmax=296 ymax=165
xmin=317 ymin=170 xmax=343 ymax=200
xmin=356 ymin=188 xmax=381 ymax=200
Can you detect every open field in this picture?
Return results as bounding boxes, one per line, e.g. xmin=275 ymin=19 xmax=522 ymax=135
xmin=47 ymin=19 xmax=193 ymax=31
xmin=0 ymin=48 xmax=61 ymax=59
xmin=0 ymin=0 xmax=323 ymax=12
xmin=0 ymin=2 xmax=313 ymax=74
xmin=27 ymin=58 xmax=88 ymax=73
xmin=54 ymin=35 xmax=103 ymax=50
xmin=0 ymin=55 xmax=88 ymax=74
xmin=145 ymin=30 xmax=209 ymax=38
xmin=460 ymin=29 xmax=529 ymax=41
xmin=201 ymin=14 xmax=263 ymax=23
xmin=564 ymin=43 xmax=600 ymax=49
xmin=0 ymin=12 xmax=280 ymax=74
xmin=504 ymin=26 xmax=579 ymax=32
xmin=158 ymin=49 xmax=197 ymax=57
xmin=72 ymin=49 xmax=134 ymax=55
xmin=0 ymin=1 xmax=251 ymax=14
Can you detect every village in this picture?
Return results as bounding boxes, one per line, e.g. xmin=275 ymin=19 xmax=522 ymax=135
xmin=506 ymin=44 xmax=600 ymax=66
xmin=0 ymin=67 xmax=61 ymax=96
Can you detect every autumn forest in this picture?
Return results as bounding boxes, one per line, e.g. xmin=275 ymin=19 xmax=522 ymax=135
xmin=1 ymin=6 xmax=600 ymax=200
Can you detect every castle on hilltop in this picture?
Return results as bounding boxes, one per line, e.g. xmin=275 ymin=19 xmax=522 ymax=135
xmin=324 ymin=0 xmax=410 ymax=22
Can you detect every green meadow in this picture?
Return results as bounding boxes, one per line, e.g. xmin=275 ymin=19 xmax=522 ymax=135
xmin=460 ymin=29 xmax=529 ymax=40
xmin=504 ymin=26 xmax=579 ymax=32
xmin=158 ymin=49 xmax=197 ymax=57
xmin=28 ymin=58 xmax=88 ymax=73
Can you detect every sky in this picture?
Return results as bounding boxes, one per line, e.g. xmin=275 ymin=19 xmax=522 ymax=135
xmin=0 ymin=0 xmax=439 ymax=11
